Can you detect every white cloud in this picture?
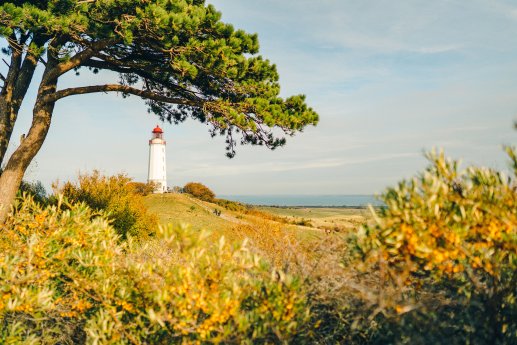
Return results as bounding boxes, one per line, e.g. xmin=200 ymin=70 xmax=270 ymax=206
xmin=174 ymin=152 xmax=420 ymax=177
xmin=415 ymin=45 xmax=462 ymax=54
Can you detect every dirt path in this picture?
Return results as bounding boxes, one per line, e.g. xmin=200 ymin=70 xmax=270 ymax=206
xmin=185 ymin=195 xmax=250 ymax=225
xmin=185 ymin=195 xmax=332 ymax=235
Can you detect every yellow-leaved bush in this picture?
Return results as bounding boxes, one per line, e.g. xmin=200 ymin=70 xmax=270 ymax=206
xmin=0 ymin=196 xmax=309 ymax=344
xmin=58 ymin=171 xmax=158 ymax=239
xmin=355 ymin=148 xmax=517 ymax=341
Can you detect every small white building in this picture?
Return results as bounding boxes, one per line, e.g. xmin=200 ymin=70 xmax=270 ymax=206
xmin=148 ymin=125 xmax=167 ymax=193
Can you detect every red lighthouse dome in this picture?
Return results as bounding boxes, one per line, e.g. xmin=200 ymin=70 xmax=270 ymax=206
xmin=151 ymin=125 xmax=165 ymax=141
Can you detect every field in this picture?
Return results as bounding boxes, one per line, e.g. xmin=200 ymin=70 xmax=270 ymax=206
xmin=258 ymin=206 xmax=372 ymax=232
xmin=144 ymin=193 xmax=370 ymax=267
xmin=144 ymin=193 xmax=369 ymax=237
xmin=144 ymin=193 xmax=232 ymax=231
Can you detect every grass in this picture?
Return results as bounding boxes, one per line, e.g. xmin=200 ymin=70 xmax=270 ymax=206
xmin=144 ymin=193 xmax=370 ymax=266
xmin=145 ymin=193 xmax=370 ymax=237
xmin=259 ymin=206 xmax=369 ymax=219
xmin=144 ymin=193 xmax=231 ymax=232
xmin=259 ymin=206 xmax=371 ymax=232
xmin=145 ymin=194 xmax=370 ymax=235
xmin=142 ymin=194 xmax=378 ymax=342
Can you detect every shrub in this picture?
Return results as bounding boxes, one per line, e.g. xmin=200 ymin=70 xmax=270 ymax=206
xmin=215 ymin=198 xmax=289 ymax=224
xmin=1 ymin=166 xmax=48 ymax=205
xmin=183 ymin=182 xmax=216 ymax=202
xmin=354 ymin=148 xmax=517 ymax=343
xmin=18 ymin=180 xmax=47 ymax=205
xmin=57 ymin=171 xmax=157 ymax=239
xmin=215 ymin=198 xmax=247 ymax=212
xmin=0 ymin=196 xmax=310 ymax=344
xmin=295 ymin=218 xmax=313 ymax=227
xmin=224 ymin=220 xmax=304 ymax=268
xmin=127 ymin=181 xmax=157 ymax=196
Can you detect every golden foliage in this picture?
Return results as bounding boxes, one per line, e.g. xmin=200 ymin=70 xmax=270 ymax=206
xmin=183 ymin=182 xmax=216 ymax=202
xmin=126 ymin=181 xmax=157 ymax=196
xmin=57 ymin=170 xmax=158 ymax=239
xmin=354 ymin=148 xmax=517 ymax=341
xmin=0 ymin=196 xmax=309 ymax=344
xmin=358 ymin=149 xmax=517 ymax=283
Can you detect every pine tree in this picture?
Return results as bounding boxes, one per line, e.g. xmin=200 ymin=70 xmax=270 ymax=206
xmin=0 ymin=0 xmax=318 ymax=222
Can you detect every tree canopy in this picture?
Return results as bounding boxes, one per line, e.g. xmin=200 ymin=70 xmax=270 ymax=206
xmin=0 ymin=0 xmax=318 ymax=222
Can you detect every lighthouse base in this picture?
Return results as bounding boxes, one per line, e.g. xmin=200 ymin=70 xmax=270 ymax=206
xmin=149 ymin=180 xmax=167 ymax=194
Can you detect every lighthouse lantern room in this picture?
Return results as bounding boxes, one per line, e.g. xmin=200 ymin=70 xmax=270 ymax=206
xmin=148 ymin=125 xmax=167 ymax=193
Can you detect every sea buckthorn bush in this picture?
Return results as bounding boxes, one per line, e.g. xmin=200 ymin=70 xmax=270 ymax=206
xmin=0 ymin=196 xmax=309 ymax=344
xmin=183 ymin=182 xmax=216 ymax=203
xmin=58 ymin=171 xmax=158 ymax=239
xmin=127 ymin=181 xmax=157 ymax=196
xmin=355 ymin=148 xmax=517 ymax=343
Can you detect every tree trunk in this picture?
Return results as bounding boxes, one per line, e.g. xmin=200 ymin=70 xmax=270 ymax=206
xmin=0 ymin=166 xmax=24 ymax=220
xmin=0 ymin=62 xmax=40 ymax=166
xmin=0 ymin=98 xmax=10 ymax=164
xmin=0 ymin=97 xmax=55 ymax=223
xmin=0 ymin=45 xmax=22 ymax=166
xmin=0 ymin=69 xmax=40 ymax=164
xmin=0 ymin=100 xmax=19 ymax=167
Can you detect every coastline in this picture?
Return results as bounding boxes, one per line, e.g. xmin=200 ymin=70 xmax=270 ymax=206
xmin=220 ymin=194 xmax=383 ymax=208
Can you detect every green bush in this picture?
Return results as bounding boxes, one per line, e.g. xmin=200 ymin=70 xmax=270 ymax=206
xmin=57 ymin=171 xmax=158 ymax=239
xmin=215 ymin=198 xmax=289 ymax=224
xmin=183 ymin=182 xmax=216 ymax=202
xmin=215 ymin=198 xmax=247 ymax=212
xmin=18 ymin=180 xmax=47 ymax=205
xmin=0 ymin=166 xmax=48 ymax=205
xmin=0 ymin=196 xmax=310 ymax=344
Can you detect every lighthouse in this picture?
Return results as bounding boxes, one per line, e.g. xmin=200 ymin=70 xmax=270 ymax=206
xmin=148 ymin=125 xmax=167 ymax=193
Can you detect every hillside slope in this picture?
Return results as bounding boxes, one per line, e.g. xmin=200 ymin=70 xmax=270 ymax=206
xmin=144 ymin=193 xmax=369 ymax=266
xmin=144 ymin=193 xmax=235 ymax=232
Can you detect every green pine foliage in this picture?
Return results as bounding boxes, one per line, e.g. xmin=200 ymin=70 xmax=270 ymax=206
xmin=0 ymin=0 xmax=319 ymax=157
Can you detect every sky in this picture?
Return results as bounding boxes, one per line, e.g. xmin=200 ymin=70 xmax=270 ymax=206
xmin=2 ymin=0 xmax=517 ymax=195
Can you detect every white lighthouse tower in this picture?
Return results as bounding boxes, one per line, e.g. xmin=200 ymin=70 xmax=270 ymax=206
xmin=148 ymin=125 xmax=167 ymax=193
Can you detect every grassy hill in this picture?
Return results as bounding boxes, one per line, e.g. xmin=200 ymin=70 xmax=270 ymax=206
xmin=144 ymin=193 xmax=369 ymax=266
xmin=258 ymin=206 xmax=371 ymax=232
xmin=144 ymin=193 xmax=369 ymax=236
xmin=144 ymin=193 xmax=233 ymax=231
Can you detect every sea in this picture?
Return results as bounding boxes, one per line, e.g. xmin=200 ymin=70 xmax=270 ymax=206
xmin=219 ymin=195 xmax=383 ymax=207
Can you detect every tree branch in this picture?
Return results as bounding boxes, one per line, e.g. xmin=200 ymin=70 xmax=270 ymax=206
xmin=12 ymin=50 xmax=41 ymax=104
xmin=83 ymin=58 xmax=131 ymax=74
xmin=82 ymin=57 xmax=202 ymax=99
xmin=44 ymin=84 xmax=203 ymax=107
xmin=44 ymin=38 xmax=119 ymax=82
xmin=2 ymin=33 xmax=23 ymax=92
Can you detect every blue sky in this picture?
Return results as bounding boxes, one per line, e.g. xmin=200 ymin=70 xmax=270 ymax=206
xmin=3 ymin=0 xmax=517 ymax=195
